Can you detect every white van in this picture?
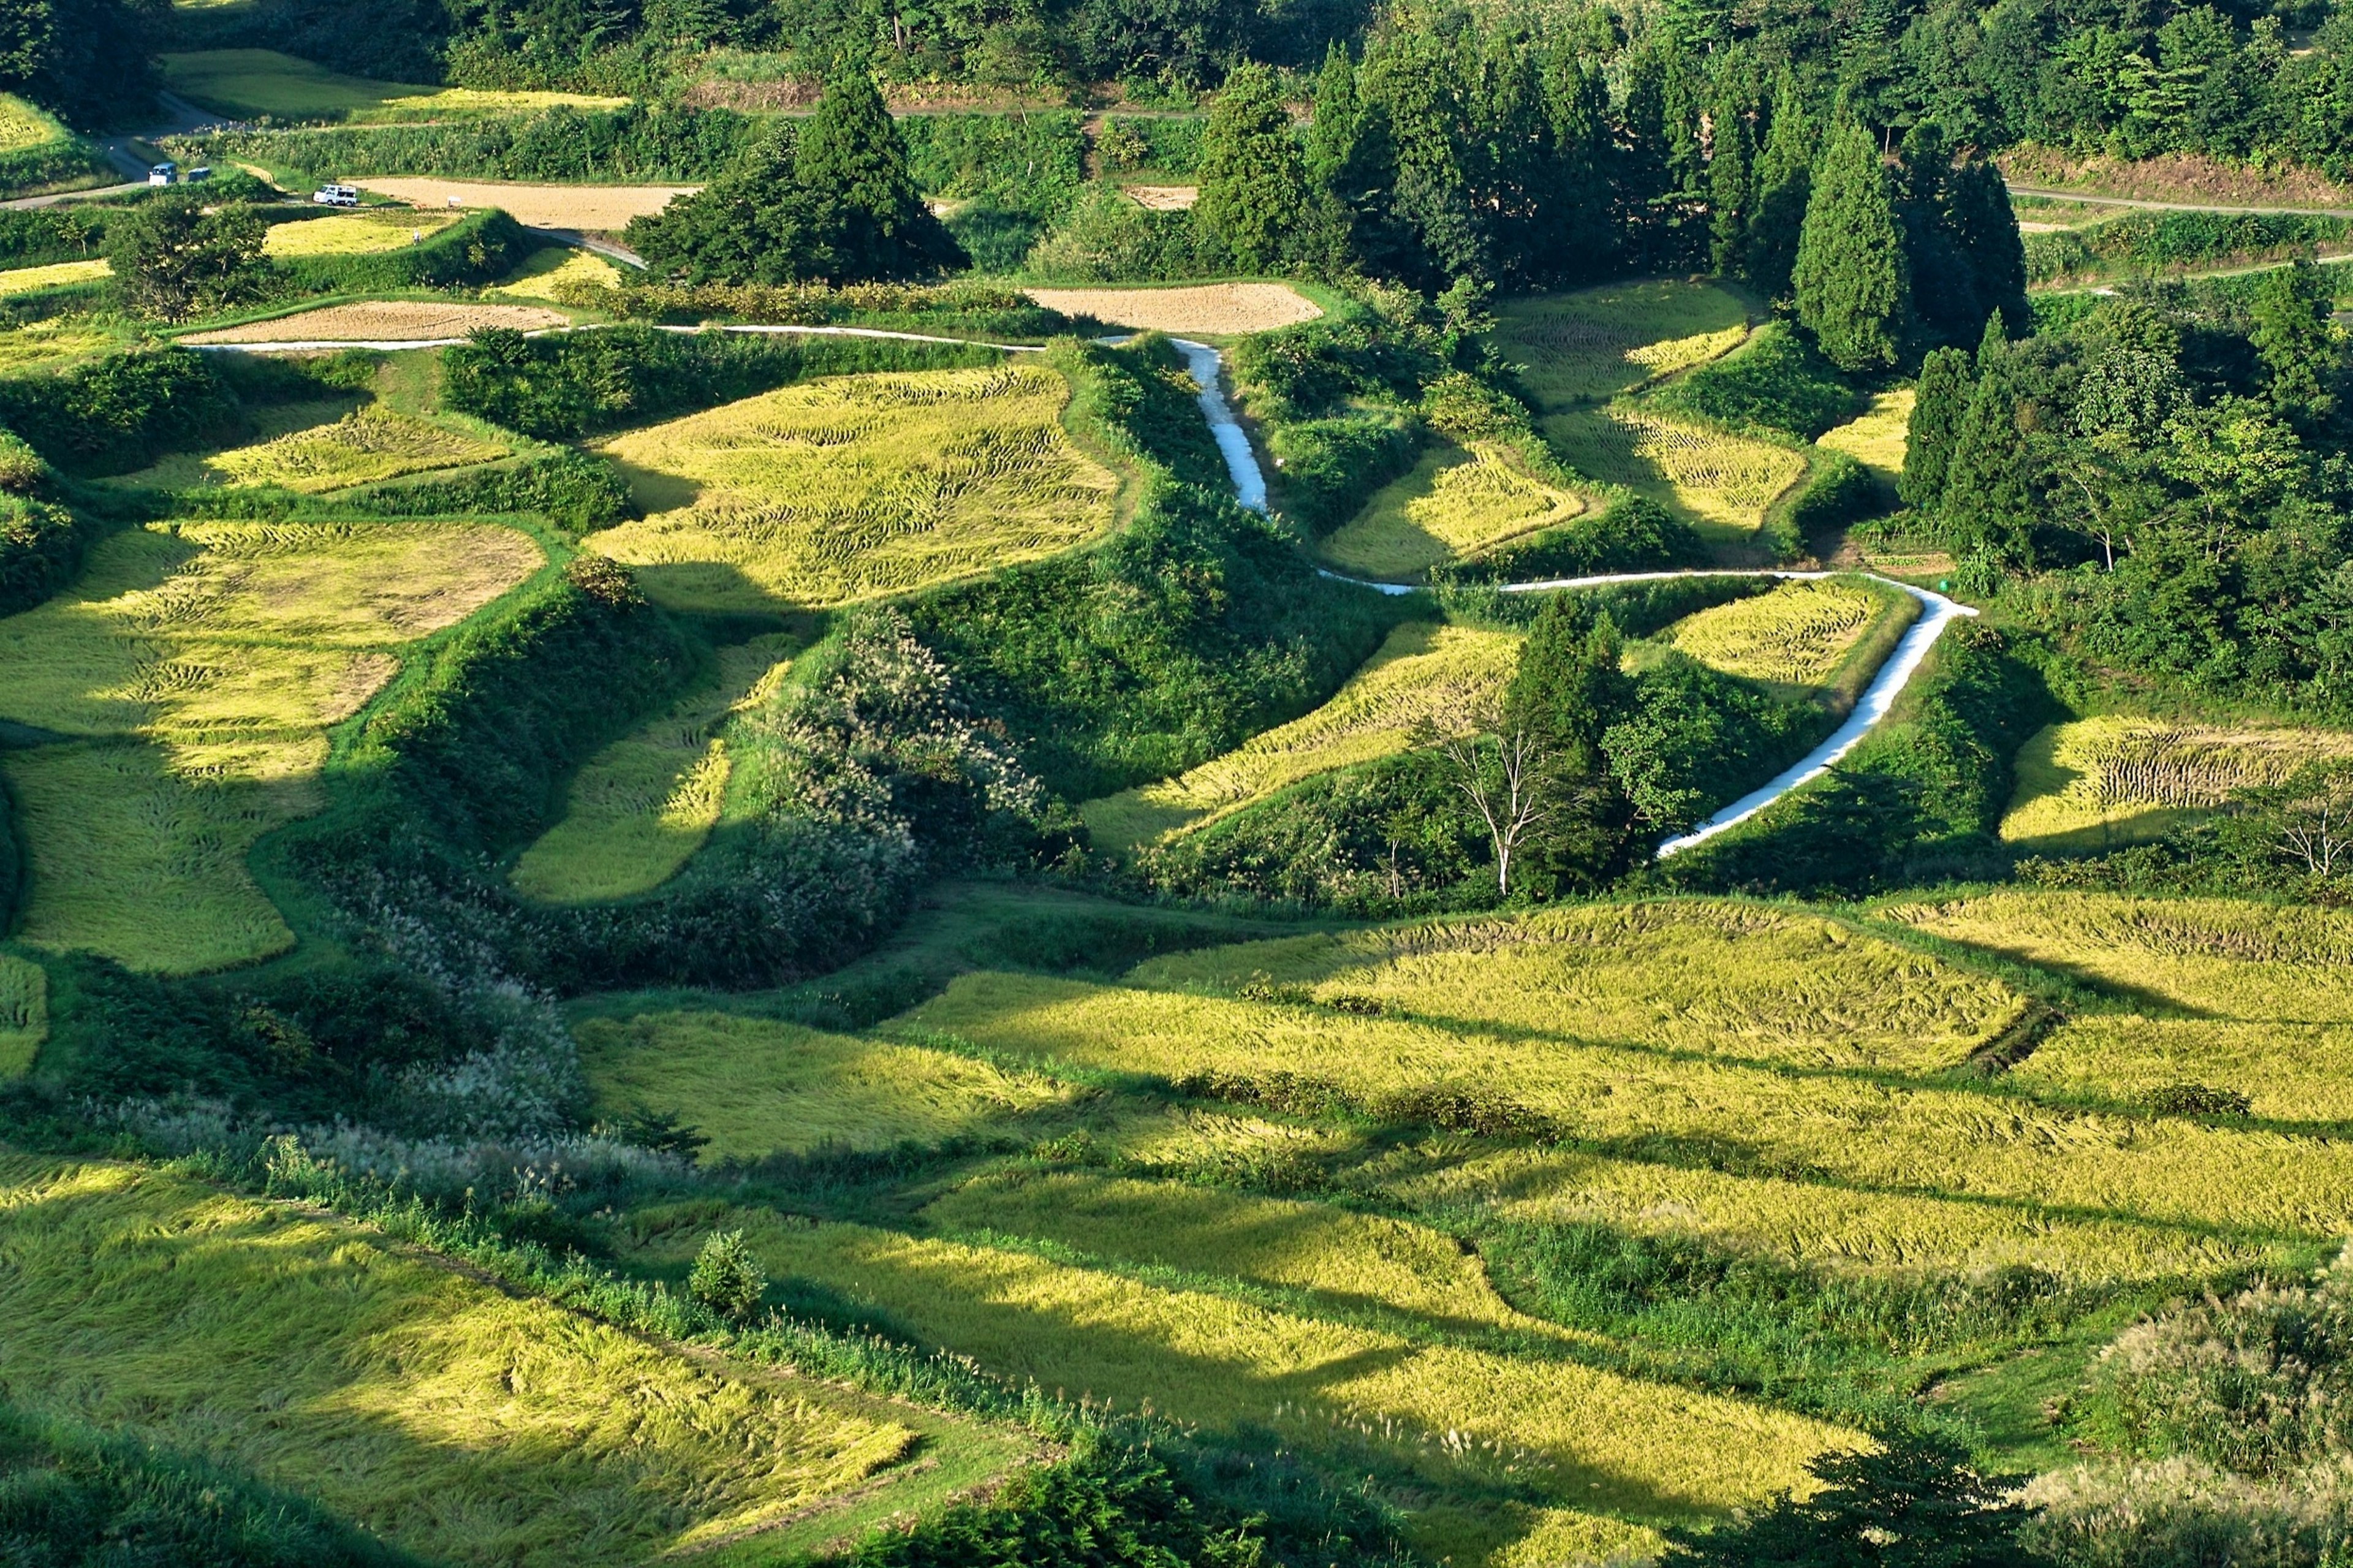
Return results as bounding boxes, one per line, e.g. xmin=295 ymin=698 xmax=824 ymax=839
xmin=147 ymin=162 xmax=175 ymax=186
xmin=311 ymin=184 xmax=360 ymax=208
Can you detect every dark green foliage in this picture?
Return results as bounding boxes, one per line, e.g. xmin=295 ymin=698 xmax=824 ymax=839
xmin=2147 ymin=1081 xmax=2253 ymax=1118
xmin=1502 ymin=595 xmax=1640 ymax=889
xmin=178 ymin=107 xmax=768 ymax=185
xmin=897 ymin=112 xmax=1089 ymax=216
xmin=347 ymin=450 xmax=634 ymax=534
xmin=1793 ymin=118 xmax=1909 ymax=373
xmin=1096 ymin=115 xmax=1203 ymax=178
xmin=1783 ymin=453 xmax=1884 ymax=551
xmin=1708 ymin=103 xmax=1757 ymax=276
xmin=1745 ymin=72 xmax=1813 ymax=299
xmin=1647 ymin=324 xmax=1857 ymax=440
xmin=1602 ymin=654 xmax=1824 ymax=836
xmin=0 ymin=349 xmax=238 ymax=477
xmin=1195 ymin=62 xmax=1312 ymax=270
xmin=0 ymin=492 xmax=94 ymax=614
xmin=0 ymin=1399 xmax=418 ymax=1567
xmin=1433 ymin=495 xmax=1705 ymax=585
xmin=2251 ymin=256 xmax=2338 ymax=425
xmin=0 ymin=207 xmax=105 ymax=269
xmin=0 ymin=0 xmax=154 ymax=126
xmin=1667 ymin=1431 xmax=2042 ymax=1566
xmin=1264 ymin=409 xmax=1420 ymax=537
xmin=0 ymin=133 xmax=109 ymax=200
xmin=1900 ymin=347 xmax=1971 ymax=510
xmin=104 ymin=198 xmax=267 ymax=325
xmin=441 ymin=326 xmax=1000 ymax=442
xmin=2024 ymin=210 xmax=2353 ymax=286
xmin=1021 ymin=181 xmax=1232 ymax=282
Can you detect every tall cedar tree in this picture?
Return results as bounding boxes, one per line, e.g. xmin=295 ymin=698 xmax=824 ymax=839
xmin=1901 ymin=346 xmax=1972 ymax=509
xmin=1196 ymin=62 xmax=1311 ymax=271
xmin=1747 ymin=70 xmax=1813 ymax=296
xmin=1543 ymin=52 xmax=1615 ymax=284
xmin=2253 ymin=255 xmax=2338 ymax=426
xmin=1793 ymin=116 xmax=1910 ymax=372
xmin=1939 ymin=321 xmax=2037 ymax=567
xmin=0 ymin=0 xmax=155 ymax=124
xmin=1501 ymin=599 xmax=1638 ymax=890
xmin=1945 ymin=157 xmax=2029 ymax=332
xmin=1708 ymin=101 xmax=1757 ymax=276
xmin=1361 ymin=27 xmax=1487 ymax=287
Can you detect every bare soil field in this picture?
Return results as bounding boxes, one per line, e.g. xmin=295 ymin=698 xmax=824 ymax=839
xmin=1125 ymin=184 xmax=1199 ymax=210
xmin=354 ymin=179 xmax=699 ymax=229
xmin=184 ymin=301 xmax=568 ymax=343
xmin=1999 ymin=143 xmax=2353 ymax=208
xmin=1024 ymin=282 xmax=1323 ymax=335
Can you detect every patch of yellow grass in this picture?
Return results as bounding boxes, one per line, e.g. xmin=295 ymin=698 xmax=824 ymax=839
xmin=1317 ymin=442 xmax=1588 ymax=580
xmin=589 ymin=365 xmax=1120 ymax=612
xmin=1663 ymin=578 xmax=1882 ymax=687
xmin=2000 ymin=717 xmax=2353 ymax=850
xmin=262 ymin=210 xmax=461 ymax=257
xmin=489 ymin=246 xmax=623 ymax=302
xmin=0 ymin=259 xmax=108 ymax=295
xmin=0 ymin=520 xmax=541 ymax=971
xmin=1544 ymin=407 xmax=1806 ymax=536
xmin=1491 ymin=282 xmax=1750 ymax=409
xmin=119 ymin=405 xmax=507 ymax=494
xmin=0 ymin=956 xmax=45 ymax=1077
xmin=510 ymin=635 xmax=795 ymax=903
xmin=2012 ymin=1016 xmax=2353 ymax=1123
xmin=1080 ymin=622 xmax=1520 ymax=855
xmin=0 ymin=321 xmax=120 ymax=368
xmin=160 ymin=50 xmax=625 ymax=123
xmin=0 ymin=1153 xmax=932 ymax=1564
xmin=1816 ymin=389 xmax=1914 ymax=479
xmin=0 ymin=94 xmax=64 ymax=155
xmin=575 ymin=1011 xmax=1070 ymax=1158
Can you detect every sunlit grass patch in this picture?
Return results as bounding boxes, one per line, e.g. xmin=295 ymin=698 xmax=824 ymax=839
xmin=488 ymin=246 xmax=622 ymax=303
xmin=0 ymin=94 xmax=64 ymax=154
xmin=0 ymin=520 xmax=541 ymax=970
xmin=1885 ymin=890 xmax=2353 ymax=1023
xmin=1316 ymin=441 xmax=1588 ymax=580
xmin=262 ymin=210 xmax=462 ymax=257
xmin=588 ymin=365 xmax=1120 ymax=612
xmin=1661 ymin=577 xmax=1887 ymax=688
xmin=511 ymin=635 xmax=796 ymax=903
xmin=117 ymin=406 xmax=509 ymax=494
xmin=0 ymin=259 xmax=107 ymax=296
xmin=160 ymin=50 xmax=626 ymax=122
xmin=0 ymin=1153 xmax=930 ymax=1565
xmin=1543 ymin=407 xmax=1805 ymax=536
xmin=0 ymin=320 xmax=121 ymax=369
xmin=0 ymin=956 xmax=47 ymax=1077
xmin=616 ymin=1206 xmax=1852 ymax=1522
xmin=575 ymin=1010 xmax=1070 ymax=1158
xmin=1080 ymin=622 xmax=1520 ymax=855
xmin=1999 ymin=716 xmax=2353 ymax=850
xmin=1491 ymin=282 xmax=1750 ymax=409
xmin=1816 ymin=389 xmax=1913 ymax=479
xmin=2012 ymin=1015 xmax=2353 ymax=1123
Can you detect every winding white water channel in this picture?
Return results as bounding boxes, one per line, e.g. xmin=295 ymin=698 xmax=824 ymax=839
xmin=202 ymin=319 xmax=1974 ymax=858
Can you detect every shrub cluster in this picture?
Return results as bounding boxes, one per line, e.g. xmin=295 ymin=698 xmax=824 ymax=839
xmin=0 ymin=348 xmax=239 ymax=476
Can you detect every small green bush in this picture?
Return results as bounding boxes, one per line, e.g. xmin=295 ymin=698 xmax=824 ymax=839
xmin=1646 ymin=322 xmax=1859 ymax=441
xmin=2146 ymin=1082 xmax=2253 ymax=1118
xmin=687 ymin=1230 xmax=768 ymax=1319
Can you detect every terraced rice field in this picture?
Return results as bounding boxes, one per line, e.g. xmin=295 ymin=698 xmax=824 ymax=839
xmin=0 ymin=1153 xmax=996 ymax=1566
xmin=576 ymin=1011 xmax=1073 ymax=1157
xmin=2001 ymin=716 xmax=2353 ymax=849
xmin=262 ymin=210 xmax=461 ymax=257
xmin=0 ymin=94 xmax=64 ymax=154
xmin=0 ymin=519 xmax=542 ymax=971
xmin=1020 ymin=283 xmax=1323 ymax=335
xmin=160 ymin=50 xmax=626 ymax=122
xmin=1081 ymin=621 xmax=1520 ymax=854
xmin=489 ymin=246 xmax=623 ymax=302
xmin=1491 ymin=282 xmax=1749 ymax=409
xmin=510 ymin=635 xmax=796 ymax=902
xmin=588 ymin=365 xmax=1120 ymax=612
xmin=1544 ymin=407 xmax=1806 ymax=536
xmin=112 ymin=404 xmax=507 ymax=493
xmin=184 ymin=301 xmax=568 ymax=344
xmin=0 ymin=322 xmax=120 ymax=369
xmin=1662 ymin=577 xmax=1895 ymax=687
xmin=357 ymin=181 xmax=699 ymax=230
xmin=1816 ymin=389 xmax=1914 ymax=479
xmin=0 ymin=259 xmax=108 ymax=297
xmin=1317 ymin=441 xmax=1588 ymax=580
xmin=0 ymin=956 xmax=44 ymax=1077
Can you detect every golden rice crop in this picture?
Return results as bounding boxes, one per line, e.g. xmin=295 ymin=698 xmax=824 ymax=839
xmin=1662 ymin=578 xmax=1885 ymax=687
xmin=0 ymin=1153 xmax=944 ymax=1566
xmin=1884 ymin=890 xmax=2353 ymax=1023
xmin=1490 ymin=282 xmax=1750 ymax=409
xmin=2000 ymin=717 xmax=2353 ymax=850
xmin=588 ymin=365 xmax=1120 ymax=613
xmin=898 ymin=967 xmax=2353 ymax=1240
xmin=107 ymin=402 xmax=507 ymax=494
xmin=511 ymin=635 xmax=796 ymax=902
xmin=262 ymin=210 xmax=461 ymax=257
xmin=574 ymin=1010 xmax=1071 ymax=1157
xmin=1080 ymin=622 xmax=1521 ymax=855
xmin=0 ymin=321 xmax=116 ymax=368
xmin=0 ymin=955 xmax=45 ymax=1077
xmin=1129 ymin=900 xmax=2021 ymax=1074
xmin=488 ymin=246 xmax=623 ymax=303
xmin=1317 ymin=441 xmax=1588 ymax=580
xmin=0 ymin=259 xmax=108 ymax=296
xmin=1544 ymin=407 xmax=1806 ymax=536
xmin=0 ymin=93 xmax=64 ymax=154
xmin=0 ymin=520 xmax=541 ymax=970
xmin=616 ymin=1205 xmax=1852 ymax=1521
xmin=2010 ymin=1015 xmax=2353 ymax=1123
xmin=1816 ymin=390 xmax=1913 ymax=479
xmin=159 ymin=49 xmax=626 ymax=123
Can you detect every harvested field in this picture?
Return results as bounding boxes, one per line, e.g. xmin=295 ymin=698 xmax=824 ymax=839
xmin=1545 ymin=406 xmax=1806 ymax=536
xmin=1492 ymin=282 xmax=1749 ymax=410
xmin=1816 ymin=389 xmax=1914 ymax=478
xmin=0 ymin=1153 xmax=957 ymax=1566
xmin=1081 ymin=621 xmax=1520 ymax=854
xmin=160 ymin=50 xmax=626 ymax=123
xmin=588 ymin=364 xmax=1120 ymax=612
xmin=184 ymin=301 xmax=569 ymax=344
xmin=0 ymin=520 xmax=541 ymax=971
xmin=356 ymin=179 xmax=698 ymax=230
xmin=512 ymin=635 xmax=795 ymax=902
xmin=262 ymin=209 xmax=461 ymax=257
xmin=2000 ymin=716 xmax=2353 ymax=850
xmin=1662 ymin=577 xmax=1888 ymax=687
xmin=1022 ymin=282 xmax=1323 ymax=335
xmin=0 ymin=259 xmax=107 ymax=295
xmin=576 ymin=1011 xmax=1072 ymax=1158
xmin=1124 ymin=184 xmax=1199 ymax=210
xmin=1317 ymin=441 xmax=1589 ymax=580
xmin=0 ymin=955 xmax=45 ymax=1077
xmin=489 ymin=246 xmax=623 ymax=302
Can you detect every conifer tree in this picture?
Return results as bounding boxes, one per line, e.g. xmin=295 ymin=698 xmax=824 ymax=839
xmin=1746 ymin=70 xmax=1813 ymax=295
xmin=1939 ymin=358 xmax=2037 ymax=567
xmin=1197 ymin=62 xmax=1311 ymax=270
xmin=1792 ymin=116 xmax=1909 ymax=372
xmin=1944 ymin=156 xmax=2029 ymax=334
xmin=1708 ymin=102 xmax=1756 ymax=277
xmin=1303 ymin=42 xmax=1362 ymax=192
xmin=1502 ymin=601 xmax=1638 ymax=889
xmin=792 ymin=66 xmax=961 ymax=281
xmin=1900 ymin=346 xmax=1972 ymax=510
xmin=2253 ymin=255 xmax=2338 ymax=426
xmin=1542 ymin=50 xmax=1614 ymax=284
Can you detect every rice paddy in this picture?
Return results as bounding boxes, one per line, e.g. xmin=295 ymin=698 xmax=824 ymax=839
xmin=1661 ymin=577 xmax=1895 ymax=688
xmin=1544 ymin=407 xmax=1807 ymax=537
xmin=262 ymin=210 xmax=463 ymax=257
xmin=0 ymin=94 xmax=64 ymax=155
xmin=576 ymin=1011 xmax=1073 ymax=1158
xmin=1080 ymin=621 xmax=1520 ymax=855
xmin=112 ymin=404 xmax=508 ymax=494
xmin=587 ymin=365 xmax=1120 ymax=613
xmin=1999 ymin=716 xmax=2353 ymax=850
xmin=0 ymin=519 xmax=542 ymax=971
xmin=0 ymin=1153 xmax=974 ymax=1566
xmin=1491 ymin=282 xmax=1750 ymax=409
xmin=1816 ymin=389 xmax=1914 ymax=479
xmin=1316 ymin=441 xmax=1589 ymax=580
xmin=1020 ymin=283 xmax=1324 ymax=335
xmin=184 ymin=301 xmax=569 ymax=344
xmin=159 ymin=50 xmax=627 ymax=123
xmin=356 ymin=181 xmax=700 ymax=230
xmin=510 ymin=635 xmax=796 ymax=903
xmin=2009 ymin=1015 xmax=2353 ymax=1124
xmin=0 ymin=259 xmax=108 ymax=297
xmin=489 ymin=246 xmax=624 ymax=302
xmin=0 ymin=956 xmax=45 ymax=1077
